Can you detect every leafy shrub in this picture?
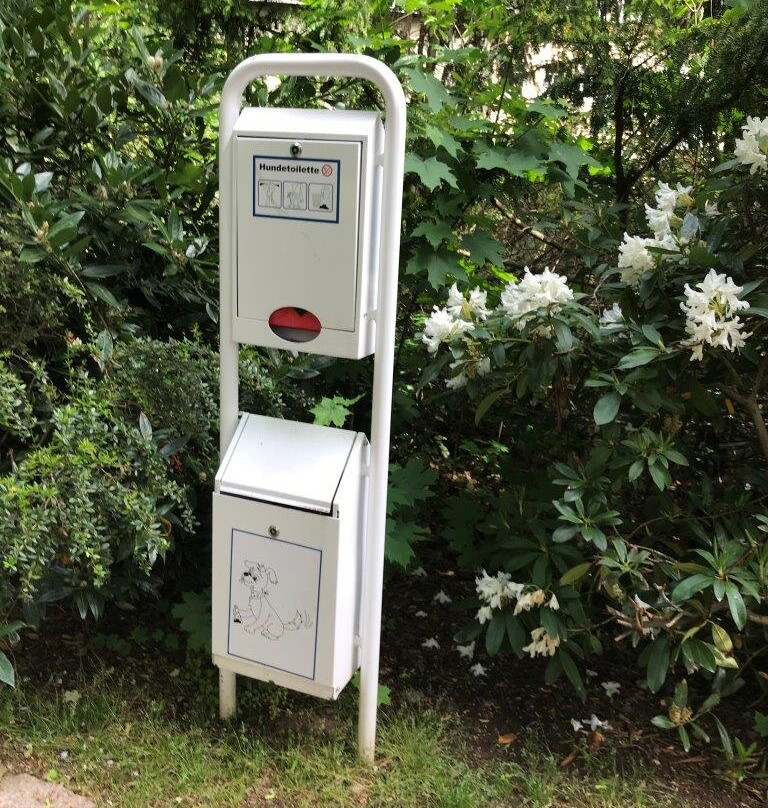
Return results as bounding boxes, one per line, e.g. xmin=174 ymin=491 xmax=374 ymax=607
xmin=0 ymin=379 xmax=193 ymax=622
xmin=421 ymin=123 xmax=768 ymax=727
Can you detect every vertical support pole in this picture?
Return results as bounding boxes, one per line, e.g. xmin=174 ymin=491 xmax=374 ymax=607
xmin=217 ymin=68 xmax=242 ymax=722
xmin=216 ymin=53 xmax=405 ymax=758
xmin=356 ymin=74 xmax=406 ymax=764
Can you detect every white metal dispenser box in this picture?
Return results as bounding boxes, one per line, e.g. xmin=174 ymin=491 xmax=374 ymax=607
xmin=232 ymin=108 xmax=383 ymax=359
xmin=212 ymin=413 xmax=368 ymax=699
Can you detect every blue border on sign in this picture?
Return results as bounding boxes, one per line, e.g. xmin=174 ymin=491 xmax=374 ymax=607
xmin=226 ymin=527 xmax=322 ymax=681
xmin=251 ymin=155 xmax=340 ymax=224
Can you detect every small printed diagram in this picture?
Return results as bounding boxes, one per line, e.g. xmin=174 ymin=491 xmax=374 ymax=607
xmin=283 ymin=181 xmax=307 ymax=211
xmin=309 ymin=182 xmax=333 ymax=213
xmin=258 ymin=180 xmax=281 ymax=208
xmin=232 ymin=559 xmax=313 ymax=641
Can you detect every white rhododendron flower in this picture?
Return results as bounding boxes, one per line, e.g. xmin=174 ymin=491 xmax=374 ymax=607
xmin=547 ymin=594 xmax=560 ymax=611
xmin=447 ymin=283 xmax=490 ymax=321
xmin=681 ymin=269 xmax=750 ymax=361
xmin=644 ymin=204 xmax=673 ymax=237
xmin=654 ymin=181 xmax=693 ymax=213
xmin=470 ymin=663 xmax=487 ymax=677
xmin=411 ymin=567 xmax=428 ymax=578
xmin=476 ymin=570 xmax=524 ymax=610
xmin=735 ymin=115 xmax=768 ymax=175
xmin=422 ymin=637 xmax=440 ymax=650
xmin=422 ymin=306 xmax=474 ymax=353
xmin=433 ymin=589 xmax=452 ymax=604
xmin=476 ymin=605 xmax=493 ymax=624
xmin=522 ymin=626 xmax=560 ymax=657
xmin=599 ymin=302 xmax=624 ymax=328
xmin=446 ymin=372 xmax=468 ymax=389
xmin=601 ymin=681 xmax=621 ymax=698
xmin=585 ymin=714 xmax=610 ymax=731
xmin=456 ymin=641 xmax=475 ymax=660
xmin=704 ymin=200 xmax=720 ymax=218
xmin=571 ymin=718 xmax=583 ymax=732
xmin=513 ymin=588 xmax=547 ymax=615
xmin=500 ymin=267 xmax=574 ymax=328
xmin=617 ymin=234 xmax=656 ymax=286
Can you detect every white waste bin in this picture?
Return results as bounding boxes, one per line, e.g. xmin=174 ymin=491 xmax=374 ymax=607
xmin=212 ymin=413 xmax=368 ymax=699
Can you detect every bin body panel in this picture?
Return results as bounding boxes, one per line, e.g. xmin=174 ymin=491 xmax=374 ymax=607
xmin=231 ymin=108 xmax=382 ymax=359
xmin=212 ymin=417 xmax=368 ymax=700
xmin=236 ymin=137 xmax=361 ymax=332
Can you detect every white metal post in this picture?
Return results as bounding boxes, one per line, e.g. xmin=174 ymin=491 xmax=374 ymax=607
xmin=217 ymin=54 xmax=406 ymax=759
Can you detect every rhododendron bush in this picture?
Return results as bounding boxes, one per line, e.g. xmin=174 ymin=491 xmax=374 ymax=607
xmin=421 ymin=117 xmax=768 ymax=737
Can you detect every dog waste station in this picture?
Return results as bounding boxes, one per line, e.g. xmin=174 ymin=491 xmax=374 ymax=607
xmin=212 ymin=53 xmax=406 ymax=761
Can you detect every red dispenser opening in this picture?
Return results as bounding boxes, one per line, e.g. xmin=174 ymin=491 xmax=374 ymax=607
xmin=268 ymin=307 xmax=322 ymax=343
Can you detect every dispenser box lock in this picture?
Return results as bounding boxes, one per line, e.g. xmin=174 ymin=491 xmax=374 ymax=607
xmin=212 ymin=414 xmax=368 ymax=699
xmin=232 ymin=108 xmax=383 ymax=359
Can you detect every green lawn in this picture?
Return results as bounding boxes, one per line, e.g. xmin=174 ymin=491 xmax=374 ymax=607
xmin=0 ymin=662 xmax=685 ymax=808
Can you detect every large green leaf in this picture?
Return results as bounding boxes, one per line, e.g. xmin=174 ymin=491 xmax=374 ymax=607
xmin=548 ymin=141 xmax=602 ymax=178
xmin=593 ymin=391 xmax=621 ymax=425
xmin=646 ymin=635 xmax=670 ymax=693
xmin=473 ymin=142 xmax=545 ymax=176
xmin=404 ymin=154 xmax=457 ymax=191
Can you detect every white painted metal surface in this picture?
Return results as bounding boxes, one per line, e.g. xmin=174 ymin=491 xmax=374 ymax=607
xmin=212 ymin=429 xmax=367 ymax=699
xmin=234 ymin=108 xmax=381 ymax=359
xmin=217 ymin=53 xmax=406 ymax=762
xmin=216 ymin=413 xmax=357 ymax=513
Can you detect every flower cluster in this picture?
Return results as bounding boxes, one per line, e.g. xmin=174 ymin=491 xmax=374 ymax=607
xmin=475 ymin=570 xmax=559 ymax=624
xmin=422 ymin=284 xmax=492 ymax=387
xmin=681 ymin=269 xmax=750 ymax=361
xmin=500 ymin=267 xmax=574 ymax=328
xmin=422 ymin=305 xmax=474 ymax=354
xmin=522 ymin=626 xmax=560 ymax=658
xmin=734 ymin=115 xmax=768 ymax=176
xmin=617 ymin=181 xmax=693 ymax=286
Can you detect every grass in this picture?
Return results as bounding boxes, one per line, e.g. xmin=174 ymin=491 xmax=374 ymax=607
xmin=0 ymin=659 xmax=685 ymax=808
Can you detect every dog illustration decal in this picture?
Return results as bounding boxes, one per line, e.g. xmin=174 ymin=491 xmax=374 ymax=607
xmin=232 ymin=560 xmax=313 ymax=641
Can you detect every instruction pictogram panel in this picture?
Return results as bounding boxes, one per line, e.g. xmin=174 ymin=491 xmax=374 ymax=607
xmin=252 ymin=156 xmax=340 ymax=223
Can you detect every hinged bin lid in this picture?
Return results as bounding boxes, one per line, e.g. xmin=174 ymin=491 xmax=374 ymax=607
xmin=215 ymin=413 xmax=358 ymax=514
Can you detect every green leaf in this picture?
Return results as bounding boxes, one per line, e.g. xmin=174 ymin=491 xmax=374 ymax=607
xmin=558 ymin=649 xmax=586 ymax=700
xmin=388 ymin=460 xmax=437 ymax=511
xmin=486 ymin=613 xmax=506 ymax=655
xmin=648 ymin=463 xmax=670 ymax=491
xmin=593 ymin=391 xmax=621 ymax=425
xmin=81 ymin=264 xmax=128 ymax=279
xmin=309 ymin=394 xmax=361 ymax=427
xmin=711 ymin=623 xmax=733 ymax=654
xmin=473 ymin=142 xmax=545 ymax=176
xmin=652 ymin=715 xmax=676 ymax=729
xmin=172 ymin=589 xmax=211 ymax=652
xmin=672 ymin=573 xmax=713 ymax=602
xmin=617 ymin=347 xmax=659 ymax=370
xmin=548 ymin=141 xmax=602 ymax=178
xmin=0 ymin=651 xmax=14 ymax=687
xmin=646 ymin=635 xmax=670 ymax=693
xmin=462 ymin=231 xmax=504 ymax=267
xmin=475 ymin=388 xmax=506 ymax=424
xmin=406 ymin=246 xmax=464 ymax=290
xmin=559 ymin=562 xmax=592 ymax=586
xmin=86 ymin=282 xmax=120 ymax=308
xmin=424 ymin=124 xmax=461 ymax=158
xmin=385 ymin=518 xmax=427 ymax=567
xmin=139 ymin=411 xmax=153 ymax=441
xmin=754 ymin=712 xmax=768 ymax=738
xmin=411 ymin=220 xmax=454 ymax=249
xmin=404 ymin=154 xmax=457 ymax=191
xmin=724 ymin=581 xmax=746 ymax=629
xmin=682 ymin=638 xmax=717 ymax=673
xmin=403 ymin=68 xmax=452 ymax=111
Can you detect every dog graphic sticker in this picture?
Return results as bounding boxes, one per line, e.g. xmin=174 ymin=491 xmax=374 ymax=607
xmin=232 ymin=560 xmax=313 ymax=641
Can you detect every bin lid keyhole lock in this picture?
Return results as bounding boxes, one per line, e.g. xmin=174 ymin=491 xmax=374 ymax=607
xmin=290 ymin=142 xmax=301 ymax=157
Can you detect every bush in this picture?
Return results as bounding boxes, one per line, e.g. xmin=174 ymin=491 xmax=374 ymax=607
xmin=0 ymin=379 xmax=194 ymax=622
xmin=422 ymin=121 xmax=768 ymax=731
